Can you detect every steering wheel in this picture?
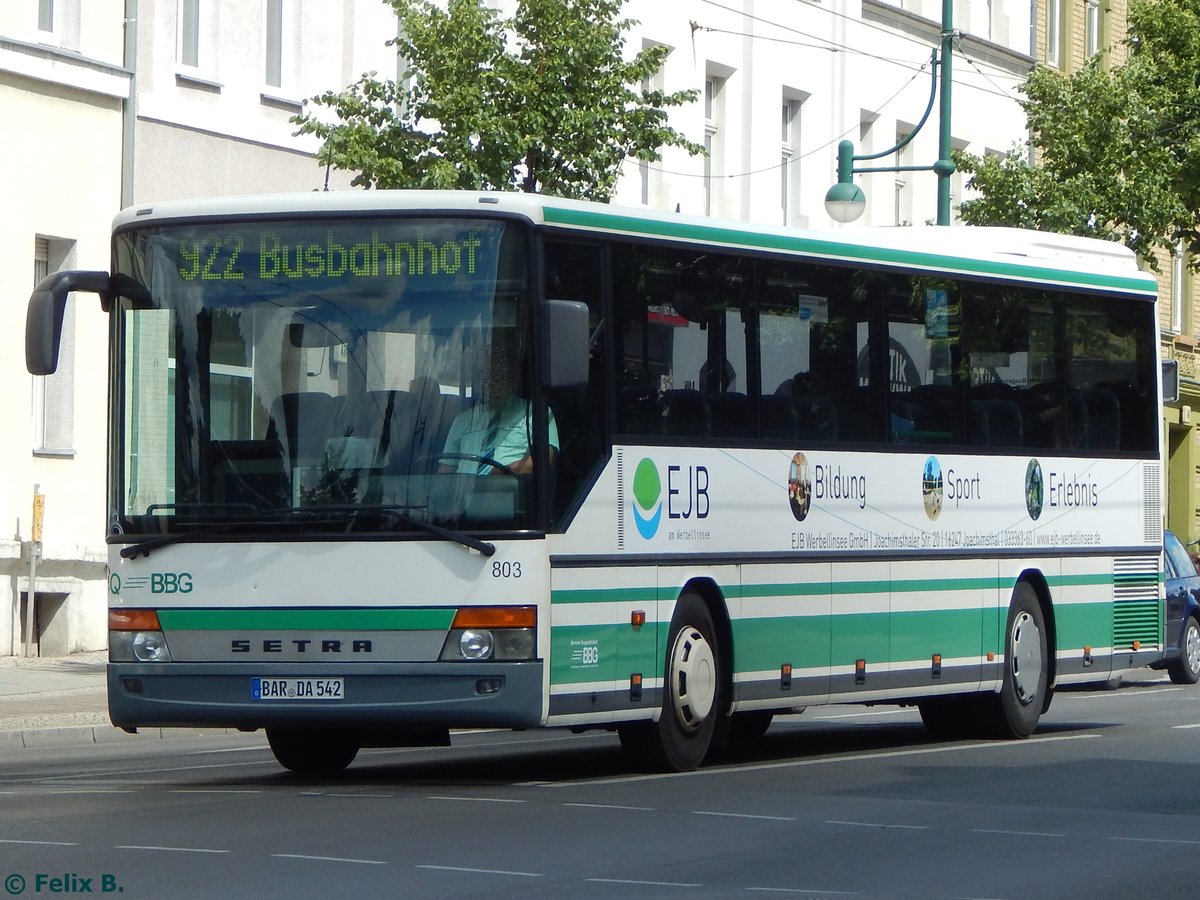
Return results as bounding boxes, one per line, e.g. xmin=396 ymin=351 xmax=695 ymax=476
xmin=437 ymin=453 xmax=518 ymax=478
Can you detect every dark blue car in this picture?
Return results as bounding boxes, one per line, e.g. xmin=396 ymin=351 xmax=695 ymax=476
xmin=1155 ymin=531 xmax=1200 ymax=684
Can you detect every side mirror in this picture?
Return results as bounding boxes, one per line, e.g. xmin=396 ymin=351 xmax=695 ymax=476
xmin=26 ymin=270 xmax=110 ymax=375
xmin=543 ymin=299 xmax=589 ymax=388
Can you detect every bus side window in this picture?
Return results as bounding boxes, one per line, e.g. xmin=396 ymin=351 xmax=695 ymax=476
xmin=544 ymin=240 xmax=606 ymax=528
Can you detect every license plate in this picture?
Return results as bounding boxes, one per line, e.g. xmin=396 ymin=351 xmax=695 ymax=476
xmin=252 ymin=677 xmax=344 ymax=700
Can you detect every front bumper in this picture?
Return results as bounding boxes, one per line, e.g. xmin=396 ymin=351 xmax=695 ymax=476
xmin=108 ymin=661 xmax=543 ymax=730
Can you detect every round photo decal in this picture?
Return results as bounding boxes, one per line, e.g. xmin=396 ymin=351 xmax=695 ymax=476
xmin=1025 ymin=458 xmax=1044 ymax=521
xmin=922 ymin=456 xmax=943 ymax=520
xmin=788 ymin=452 xmax=812 ymax=522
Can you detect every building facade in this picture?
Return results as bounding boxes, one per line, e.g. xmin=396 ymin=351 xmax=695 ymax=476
xmin=2 ymin=0 xmax=1038 ymax=655
xmin=1 ymin=1 xmax=396 ymax=655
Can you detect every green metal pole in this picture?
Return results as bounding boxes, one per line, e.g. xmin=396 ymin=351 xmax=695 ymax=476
xmin=936 ymin=0 xmax=954 ymax=225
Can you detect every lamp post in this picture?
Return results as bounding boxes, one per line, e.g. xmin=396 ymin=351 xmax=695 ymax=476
xmin=824 ymin=0 xmax=955 ymax=225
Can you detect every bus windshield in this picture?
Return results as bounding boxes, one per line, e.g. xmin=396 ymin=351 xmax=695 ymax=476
xmin=111 ymin=216 xmax=542 ymax=538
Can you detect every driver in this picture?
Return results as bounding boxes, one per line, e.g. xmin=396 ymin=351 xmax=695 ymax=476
xmin=439 ymin=340 xmax=558 ymax=475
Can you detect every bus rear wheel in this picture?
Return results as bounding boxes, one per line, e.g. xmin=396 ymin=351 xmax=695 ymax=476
xmin=267 ymin=729 xmax=360 ymax=775
xmin=619 ymin=593 xmax=724 ymax=772
xmin=973 ymin=583 xmax=1047 ymax=738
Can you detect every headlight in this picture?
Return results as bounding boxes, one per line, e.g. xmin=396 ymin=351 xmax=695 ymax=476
xmin=459 ymin=629 xmax=494 ymax=660
xmin=110 ymin=630 xmax=173 ymax=662
xmin=439 ymin=627 xmax=535 ymax=661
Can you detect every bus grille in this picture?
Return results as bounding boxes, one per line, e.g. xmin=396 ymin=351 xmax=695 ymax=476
xmin=1143 ymin=463 xmax=1161 ymax=545
xmin=1112 ymin=555 xmax=1161 ymax=648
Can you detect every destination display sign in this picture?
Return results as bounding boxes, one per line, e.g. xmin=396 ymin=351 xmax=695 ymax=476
xmin=166 ymin=219 xmax=503 ymax=285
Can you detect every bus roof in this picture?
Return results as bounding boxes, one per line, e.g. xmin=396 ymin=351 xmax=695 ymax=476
xmin=114 ymin=190 xmax=1159 ymax=297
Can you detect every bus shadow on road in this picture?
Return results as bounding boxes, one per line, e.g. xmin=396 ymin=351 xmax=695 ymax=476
xmin=243 ymin=714 xmax=1118 ymax=788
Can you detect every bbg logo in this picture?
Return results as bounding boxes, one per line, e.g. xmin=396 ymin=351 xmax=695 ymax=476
xmin=110 ymin=572 xmax=191 ymax=594
xmin=632 ymin=458 xmax=663 ymax=539
xmin=152 ymin=573 xmax=193 ymax=594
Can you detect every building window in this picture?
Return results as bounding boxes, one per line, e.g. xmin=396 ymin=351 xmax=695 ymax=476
xmin=1046 ymin=0 xmax=1062 ymax=67
xmin=704 ymin=75 xmax=724 ymax=217
xmin=263 ymin=0 xmax=299 ymax=93
xmin=1085 ymin=0 xmax=1101 ymax=57
xmin=894 ymin=126 xmax=914 ymax=226
xmin=264 ymin=0 xmax=283 ymax=87
xmin=177 ymin=0 xmax=220 ymax=77
xmin=781 ymin=100 xmax=797 ymax=225
xmin=32 ymin=237 xmax=76 ymax=455
xmin=639 ymin=53 xmax=667 ymax=207
xmin=37 ymin=0 xmax=81 ymax=49
xmin=1172 ymin=241 xmax=1193 ymax=337
xmin=179 ymin=0 xmax=200 ymax=67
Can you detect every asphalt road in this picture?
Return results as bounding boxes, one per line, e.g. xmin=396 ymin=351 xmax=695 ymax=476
xmin=2 ymin=675 xmax=1199 ymax=900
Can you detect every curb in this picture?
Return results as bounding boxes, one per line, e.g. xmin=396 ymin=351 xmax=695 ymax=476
xmin=0 ymin=725 xmax=248 ymax=751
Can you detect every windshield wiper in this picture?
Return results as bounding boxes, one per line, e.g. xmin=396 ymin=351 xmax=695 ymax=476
xmin=118 ymin=505 xmax=494 ymax=559
xmin=285 ymin=504 xmax=496 ymax=557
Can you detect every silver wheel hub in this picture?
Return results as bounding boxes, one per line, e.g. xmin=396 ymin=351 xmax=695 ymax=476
xmin=668 ymin=625 xmax=716 ymax=731
xmin=1186 ymin=621 xmax=1200 ymax=674
xmin=1010 ymin=610 xmax=1043 ymax=705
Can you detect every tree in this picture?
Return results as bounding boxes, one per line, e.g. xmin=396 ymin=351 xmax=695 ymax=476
xmin=955 ymin=0 xmax=1200 ymax=266
xmin=293 ymin=0 xmax=702 ymax=201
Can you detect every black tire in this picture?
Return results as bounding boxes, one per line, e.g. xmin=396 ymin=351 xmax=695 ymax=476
xmin=618 ymin=592 xmax=725 ymax=772
xmin=918 ymin=697 xmax=973 ymax=740
xmin=267 ymin=729 xmax=359 ymax=775
xmin=1168 ymin=616 xmax=1200 ymax=685
xmin=972 ymin=583 xmax=1048 ymax=738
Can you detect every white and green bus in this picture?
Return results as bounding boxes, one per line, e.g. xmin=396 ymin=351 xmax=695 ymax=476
xmin=27 ymin=191 xmax=1165 ymax=774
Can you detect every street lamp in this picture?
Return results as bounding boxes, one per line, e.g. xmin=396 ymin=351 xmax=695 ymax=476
xmin=824 ymin=0 xmax=956 ymax=225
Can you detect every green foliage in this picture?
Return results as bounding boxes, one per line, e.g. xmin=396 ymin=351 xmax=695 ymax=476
xmin=293 ymin=0 xmax=702 ymax=200
xmin=956 ymin=0 xmax=1200 ymax=267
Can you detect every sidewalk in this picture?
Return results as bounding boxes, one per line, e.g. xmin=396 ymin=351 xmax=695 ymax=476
xmin=0 ymin=650 xmax=118 ymax=750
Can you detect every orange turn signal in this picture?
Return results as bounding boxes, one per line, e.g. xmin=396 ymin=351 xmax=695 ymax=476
xmin=451 ymin=606 xmax=536 ymax=629
xmin=109 ymin=608 xmax=161 ymax=631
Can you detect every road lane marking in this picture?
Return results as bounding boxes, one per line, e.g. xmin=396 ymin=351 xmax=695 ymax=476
xmin=427 ymin=795 xmax=525 ymax=803
xmin=169 ymin=789 xmax=261 ymax=794
xmin=563 ymin=802 xmax=655 ymax=811
xmin=116 ymin=845 xmax=229 ymax=854
xmin=695 ymin=811 xmax=795 ymax=821
xmin=0 ymin=839 xmax=78 ymax=846
xmin=1110 ymin=836 xmax=1200 ymax=846
xmin=273 ymin=853 xmax=387 ymax=865
xmin=973 ymin=829 xmax=1066 ymax=838
xmin=47 ymin=789 xmax=134 ymax=794
xmin=747 ymin=888 xmax=859 ymax=896
xmin=588 ymin=878 xmax=701 ymax=888
xmin=1172 ymin=724 xmax=1200 ymax=729
xmin=1071 ymin=687 xmax=1183 ymax=700
xmin=418 ymin=865 xmax=541 ymax=877
xmin=810 ymin=709 xmax=915 ymax=720
xmin=325 ymin=792 xmax=394 ymax=798
xmin=826 ymin=820 xmax=929 ymax=830
xmin=538 ymin=732 xmax=1102 ymax=787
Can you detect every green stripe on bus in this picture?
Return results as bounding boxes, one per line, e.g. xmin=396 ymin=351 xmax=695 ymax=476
xmin=157 ymin=608 xmax=456 ymax=631
xmin=558 ymin=572 xmax=1118 ymax=606
xmin=542 ymin=207 xmax=1157 ymax=295
xmin=552 ymin=587 xmax=659 ymax=604
xmin=550 ymin=600 xmax=1127 ymax=684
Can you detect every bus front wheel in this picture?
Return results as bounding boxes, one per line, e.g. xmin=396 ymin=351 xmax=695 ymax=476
xmin=973 ymin=583 xmax=1048 ymax=738
xmin=619 ymin=592 xmax=724 ymax=772
xmin=267 ymin=729 xmax=360 ymax=775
